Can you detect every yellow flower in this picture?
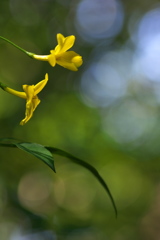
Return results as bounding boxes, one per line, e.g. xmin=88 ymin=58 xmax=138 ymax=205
xmin=0 ymin=74 xmax=48 ymax=125
xmin=33 ymin=33 xmax=83 ymax=71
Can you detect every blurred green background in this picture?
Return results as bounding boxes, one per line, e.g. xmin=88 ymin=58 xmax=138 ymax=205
xmin=0 ymin=0 xmax=160 ymax=239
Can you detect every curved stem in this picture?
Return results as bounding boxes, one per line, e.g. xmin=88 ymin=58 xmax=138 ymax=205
xmin=0 ymin=36 xmax=34 ymax=57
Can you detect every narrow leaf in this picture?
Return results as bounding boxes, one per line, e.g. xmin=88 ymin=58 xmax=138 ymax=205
xmin=16 ymin=142 xmax=56 ymax=172
xmin=0 ymin=138 xmax=117 ymax=216
xmin=46 ymin=146 xmax=117 ymax=217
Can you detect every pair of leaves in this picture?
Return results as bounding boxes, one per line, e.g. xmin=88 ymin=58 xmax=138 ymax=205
xmin=0 ymin=138 xmax=117 ymax=217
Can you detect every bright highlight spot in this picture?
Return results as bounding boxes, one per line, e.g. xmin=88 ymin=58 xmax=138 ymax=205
xmin=75 ymin=0 xmax=124 ymax=42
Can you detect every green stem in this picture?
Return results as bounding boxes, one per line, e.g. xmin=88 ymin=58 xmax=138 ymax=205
xmin=0 ymin=82 xmax=7 ymax=90
xmin=0 ymin=36 xmax=34 ymax=58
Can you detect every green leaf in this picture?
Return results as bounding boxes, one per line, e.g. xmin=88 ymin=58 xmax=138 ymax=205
xmin=0 ymin=138 xmax=117 ymax=216
xmin=0 ymin=139 xmax=55 ymax=172
xmin=46 ymin=146 xmax=117 ymax=217
xmin=16 ymin=142 xmax=56 ymax=172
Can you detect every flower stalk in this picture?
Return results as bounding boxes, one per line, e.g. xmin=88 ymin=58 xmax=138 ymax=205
xmin=0 ymin=36 xmax=34 ymax=58
xmin=0 ymin=34 xmax=83 ymax=71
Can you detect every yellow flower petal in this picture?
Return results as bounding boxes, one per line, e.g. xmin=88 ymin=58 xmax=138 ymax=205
xmin=56 ymin=61 xmax=78 ymax=71
xmin=56 ymin=51 xmax=83 ymax=71
xmin=20 ymin=97 xmax=40 ymax=125
xmin=58 ymin=35 xmax=75 ymax=53
xmin=20 ymin=85 xmax=38 ymax=125
xmin=48 ymin=51 xmax=56 ymax=67
xmin=56 ymin=33 xmax=65 ymax=49
xmin=72 ymin=55 xmax=83 ymax=67
xmin=23 ymin=85 xmax=34 ymax=100
xmin=55 ymin=34 xmax=75 ymax=54
xmin=34 ymin=73 xmax=48 ymax=95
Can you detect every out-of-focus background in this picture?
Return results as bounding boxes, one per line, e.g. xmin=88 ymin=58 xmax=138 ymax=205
xmin=0 ymin=0 xmax=160 ymax=239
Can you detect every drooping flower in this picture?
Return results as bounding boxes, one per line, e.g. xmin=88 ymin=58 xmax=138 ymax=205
xmin=33 ymin=33 xmax=83 ymax=71
xmin=0 ymin=74 xmax=48 ymax=125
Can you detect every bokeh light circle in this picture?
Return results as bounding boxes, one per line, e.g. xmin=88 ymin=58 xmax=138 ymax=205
xmin=80 ymin=50 xmax=130 ymax=107
xmin=75 ymin=0 xmax=124 ymax=42
xmin=102 ymin=99 xmax=156 ymax=144
xmin=132 ymin=8 xmax=160 ymax=82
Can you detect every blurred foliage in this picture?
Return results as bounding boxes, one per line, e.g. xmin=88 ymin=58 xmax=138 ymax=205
xmin=1 ymin=0 xmax=160 ymax=239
